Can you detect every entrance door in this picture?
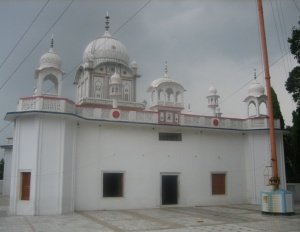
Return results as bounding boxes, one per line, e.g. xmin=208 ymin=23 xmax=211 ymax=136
xmin=161 ymin=175 xmax=178 ymax=205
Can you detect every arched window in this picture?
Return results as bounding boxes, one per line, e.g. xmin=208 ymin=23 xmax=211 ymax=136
xmin=42 ymin=74 xmax=58 ymax=95
xmin=151 ymin=90 xmax=155 ymax=102
xmin=158 ymin=89 xmax=164 ymax=101
xmin=175 ymin=91 xmax=181 ymax=102
xmin=166 ymin=88 xmax=174 ymax=102
xmin=259 ymin=101 xmax=267 ymax=116
xmin=248 ymin=102 xmax=257 ymax=117
xmin=123 ymin=83 xmax=130 ymax=101
xmin=95 ymin=81 xmax=102 ymax=98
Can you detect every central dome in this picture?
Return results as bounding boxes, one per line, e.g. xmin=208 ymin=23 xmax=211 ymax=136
xmin=83 ymin=31 xmax=130 ymax=67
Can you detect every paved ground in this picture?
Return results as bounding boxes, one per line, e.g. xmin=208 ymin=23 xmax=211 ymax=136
xmin=0 ymin=196 xmax=299 ymax=232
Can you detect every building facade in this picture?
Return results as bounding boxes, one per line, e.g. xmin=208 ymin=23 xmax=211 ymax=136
xmin=5 ymin=16 xmax=286 ymax=215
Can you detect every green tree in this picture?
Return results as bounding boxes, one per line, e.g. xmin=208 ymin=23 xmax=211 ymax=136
xmin=0 ymin=158 xmax=4 ymax=180
xmin=285 ymin=66 xmax=300 ymax=107
xmin=271 ymin=87 xmax=285 ymax=129
xmin=288 ymin=20 xmax=300 ymax=63
xmin=285 ymin=20 xmax=300 ymax=183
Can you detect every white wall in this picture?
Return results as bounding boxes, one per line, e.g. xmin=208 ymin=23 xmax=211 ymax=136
xmin=10 ymin=115 xmax=76 ymax=215
xmin=9 ymin=117 xmax=39 ymax=215
xmin=10 ymin=113 xmax=287 ymax=214
xmin=36 ymin=116 xmax=64 ymax=215
xmin=75 ymin=122 xmax=249 ymax=211
xmin=36 ymin=116 xmax=76 ymax=215
xmin=61 ymin=120 xmax=76 ymax=213
xmin=244 ymin=130 xmax=286 ymax=204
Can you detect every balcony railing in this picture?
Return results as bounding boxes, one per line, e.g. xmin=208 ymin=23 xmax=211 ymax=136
xmin=17 ymin=96 xmax=280 ymax=130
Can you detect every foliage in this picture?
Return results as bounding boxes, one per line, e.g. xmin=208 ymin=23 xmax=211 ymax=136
xmin=285 ymin=66 xmax=300 ymax=107
xmin=285 ymin=20 xmax=300 ymax=183
xmin=271 ymin=87 xmax=285 ymax=129
xmin=0 ymin=158 xmax=4 ymax=180
xmin=285 ymin=110 xmax=300 ymax=182
xmin=288 ymin=21 xmax=300 ymax=63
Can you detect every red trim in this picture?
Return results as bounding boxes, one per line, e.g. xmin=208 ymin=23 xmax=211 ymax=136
xmin=213 ymin=118 xmax=219 ymax=126
xmin=112 ymin=110 xmax=120 ymax=118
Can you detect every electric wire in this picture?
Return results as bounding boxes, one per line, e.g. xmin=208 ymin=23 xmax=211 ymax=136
xmin=275 ymin=0 xmax=292 ymax=71
xmin=220 ymin=50 xmax=291 ymax=106
xmin=46 ymin=0 xmax=152 ymax=93
xmin=112 ymin=0 xmax=152 ymax=36
xmin=293 ymin=0 xmax=300 ymax=14
xmin=0 ymin=0 xmax=153 ymax=132
xmin=278 ymin=0 xmax=294 ymax=70
xmin=0 ymin=0 xmax=50 ymax=71
xmin=0 ymin=0 xmax=74 ymax=92
xmin=269 ymin=0 xmax=288 ymax=77
xmin=0 ymin=122 xmax=13 ymax=134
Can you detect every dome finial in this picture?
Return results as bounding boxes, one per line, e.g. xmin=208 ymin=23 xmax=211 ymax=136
xmin=105 ymin=12 xmax=110 ymax=31
xmin=164 ymin=61 xmax=169 ymax=78
xmin=254 ymin=68 xmax=257 ymax=80
xmin=50 ymin=34 xmax=54 ymax=49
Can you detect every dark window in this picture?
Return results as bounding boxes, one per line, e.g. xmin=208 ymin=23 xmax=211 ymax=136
xmin=21 ymin=172 xmax=31 ymax=200
xmin=103 ymin=173 xmax=124 ymax=197
xmin=212 ymin=173 xmax=226 ymax=195
xmin=159 ymin=133 xmax=182 ymax=141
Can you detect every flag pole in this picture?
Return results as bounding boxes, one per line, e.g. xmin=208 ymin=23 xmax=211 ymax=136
xmin=257 ymin=0 xmax=280 ymax=189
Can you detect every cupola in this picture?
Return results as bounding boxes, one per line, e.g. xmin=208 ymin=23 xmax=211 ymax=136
xmin=147 ymin=62 xmax=185 ymax=111
xmin=207 ymin=85 xmax=221 ymax=117
xmin=243 ymin=69 xmax=267 ymax=117
xmin=35 ymin=36 xmax=63 ymax=97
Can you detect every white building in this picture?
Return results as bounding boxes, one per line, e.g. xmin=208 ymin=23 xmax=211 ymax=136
xmin=5 ymin=16 xmax=286 ymax=215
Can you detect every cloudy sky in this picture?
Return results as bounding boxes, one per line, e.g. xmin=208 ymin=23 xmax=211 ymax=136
xmin=0 ymin=0 xmax=299 ymax=152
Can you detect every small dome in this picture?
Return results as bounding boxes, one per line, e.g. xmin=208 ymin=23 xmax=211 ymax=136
xmin=39 ymin=48 xmax=62 ymax=70
xmin=248 ymin=79 xmax=265 ymax=96
xmin=130 ymin=60 xmax=137 ymax=69
xmin=83 ymin=31 xmax=129 ymax=67
xmin=208 ymin=85 xmax=217 ymax=95
xmin=148 ymin=62 xmax=185 ymax=91
xmin=150 ymin=77 xmax=176 ymax=88
xmin=110 ymin=71 xmax=121 ymax=85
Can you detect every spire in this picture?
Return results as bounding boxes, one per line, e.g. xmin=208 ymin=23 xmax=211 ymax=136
xmin=50 ymin=34 xmax=54 ymax=48
xmin=164 ymin=61 xmax=169 ymax=78
xmin=105 ymin=12 xmax=110 ymax=31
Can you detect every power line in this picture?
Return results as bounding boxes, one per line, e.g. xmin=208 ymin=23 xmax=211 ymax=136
xmin=278 ymin=0 xmax=293 ymax=70
xmin=293 ymin=0 xmax=300 ymax=14
xmin=0 ymin=0 xmax=50 ymax=71
xmin=0 ymin=0 xmax=74 ymax=92
xmin=46 ymin=0 xmax=152 ymax=93
xmin=275 ymin=0 xmax=292 ymax=71
xmin=219 ymin=51 xmax=290 ymax=106
xmin=113 ymin=0 xmax=152 ymax=35
xmin=2 ymin=0 xmax=153 ymax=136
xmin=0 ymin=122 xmax=13 ymax=134
xmin=269 ymin=0 xmax=288 ymax=76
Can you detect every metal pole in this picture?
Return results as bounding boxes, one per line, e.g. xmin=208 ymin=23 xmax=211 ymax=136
xmin=257 ymin=0 xmax=280 ymax=189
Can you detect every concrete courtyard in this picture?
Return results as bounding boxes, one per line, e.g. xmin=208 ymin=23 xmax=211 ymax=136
xmin=0 ymin=196 xmax=299 ymax=232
